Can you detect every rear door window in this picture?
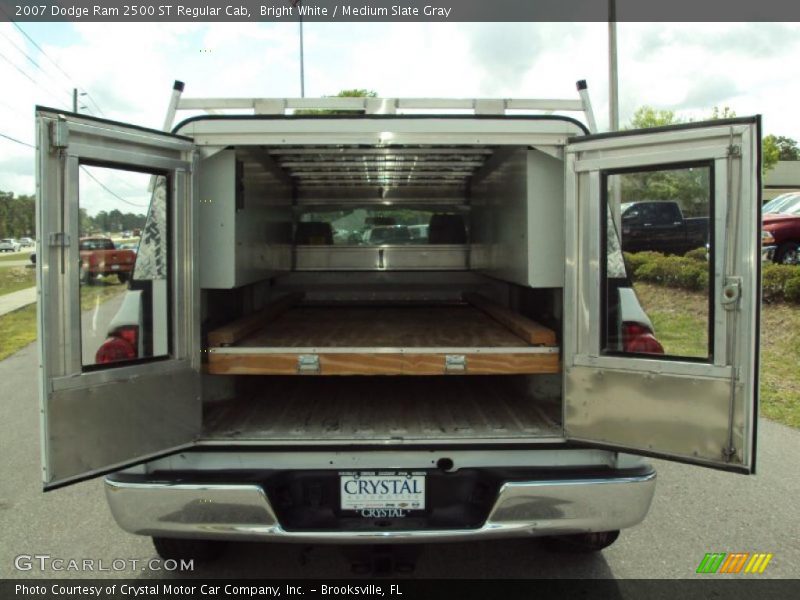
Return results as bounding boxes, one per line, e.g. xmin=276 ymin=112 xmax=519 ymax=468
xmin=604 ymin=164 xmax=713 ymax=360
xmin=295 ymin=208 xmax=466 ymax=245
xmin=78 ymin=165 xmax=171 ymax=369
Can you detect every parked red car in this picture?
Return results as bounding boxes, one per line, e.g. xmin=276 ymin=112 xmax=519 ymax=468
xmin=762 ymin=193 xmax=800 ymax=264
xmin=79 ymin=237 xmax=136 ymax=284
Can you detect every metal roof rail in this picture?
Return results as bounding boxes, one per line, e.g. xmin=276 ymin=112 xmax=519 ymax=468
xmin=176 ymin=96 xmax=588 ymax=115
xmin=170 ymin=80 xmax=598 ymax=132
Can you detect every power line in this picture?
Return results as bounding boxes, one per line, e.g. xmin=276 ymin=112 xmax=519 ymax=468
xmin=0 ymin=47 xmax=41 ymax=86
xmin=0 ymin=30 xmax=74 ymax=99
xmin=0 ymin=134 xmax=149 ymax=205
xmin=0 ymin=8 xmax=109 ymax=116
xmin=82 ymin=92 xmax=106 ymax=117
xmin=0 ymin=131 xmax=34 ymax=148
xmin=1 ymin=29 xmax=46 ymax=69
xmin=0 ymin=48 xmax=72 ymax=106
xmin=0 ymin=97 xmax=31 ymax=120
xmin=80 ymin=166 xmax=148 ymax=209
xmin=106 ymin=170 xmax=150 ymax=192
xmin=1 ymin=8 xmax=76 ymax=86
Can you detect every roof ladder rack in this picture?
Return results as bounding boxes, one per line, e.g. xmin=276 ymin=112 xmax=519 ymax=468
xmin=171 ymin=80 xmax=598 ymax=133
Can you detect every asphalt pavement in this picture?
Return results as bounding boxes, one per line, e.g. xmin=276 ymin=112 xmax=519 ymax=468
xmin=0 ymin=340 xmax=798 ymax=580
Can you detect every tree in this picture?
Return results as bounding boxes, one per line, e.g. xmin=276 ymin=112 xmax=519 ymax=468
xmin=79 ymin=207 xmax=93 ymax=235
xmin=707 ymin=106 xmax=786 ymax=173
xmin=294 ymin=89 xmax=378 ymax=115
xmin=769 ymin=135 xmax=799 ymax=161
xmin=335 ymin=89 xmax=378 ymax=98
xmin=621 ymin=107 xmax=707 ymax=215
xmin=762 ymin=135 xmax=781 ymax=173
xmin=627 ymin=105 xmax=784 ymax=176
xmin=709 ymin=105 xmax=737 ymax=120
xmin=627 ymin=106 xmax=681 ymax=129
xmin=0 ymin=191 xmax=35 ymax=238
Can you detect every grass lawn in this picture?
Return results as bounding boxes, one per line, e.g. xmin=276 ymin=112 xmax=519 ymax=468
xmin=634 ymin=283 xmax=709 ymax=358
xmin=0 ymin=265 xmax=35 ymax=296
xmin=0 ymin=304 xmax=37 ymax=362
xmin=635 ymin=282 xmax=800 ymax=428
xmin=0 ymin=277 xmax=127 ymax=362
xmin=0 ymin=251 xmax=34 ymax=263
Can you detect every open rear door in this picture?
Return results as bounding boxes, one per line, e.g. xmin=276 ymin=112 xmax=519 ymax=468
xmin=36 ymin=109 xmax=200 ymax=489
xmin=564 ymin=118 xmax=760 ymax=473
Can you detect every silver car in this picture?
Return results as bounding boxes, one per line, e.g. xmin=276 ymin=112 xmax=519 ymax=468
xmin=0 ymin=238 xmax=21 ymax=252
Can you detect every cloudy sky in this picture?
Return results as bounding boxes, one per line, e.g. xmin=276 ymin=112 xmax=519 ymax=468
xmin=1 ymin=21 xmax=800 ymax=205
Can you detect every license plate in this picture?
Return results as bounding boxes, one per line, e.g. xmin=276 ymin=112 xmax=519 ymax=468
xmin=339 ymin=471 xmax=425 ymax=511
xmin=111 ymin=264 xmax=120 ymax=270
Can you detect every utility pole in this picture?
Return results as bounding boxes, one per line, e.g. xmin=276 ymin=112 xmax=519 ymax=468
xmin=608 ymin=0 xmax=619 ymax=132
xmin=73 ymin=88 xmax=88 ymax=113
xmin=608 ymin=0 xmax=622 ymax=231
xmin=299 ymin=17 xmax=305 ymax=97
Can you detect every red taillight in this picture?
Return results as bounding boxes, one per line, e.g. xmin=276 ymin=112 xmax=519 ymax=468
xmin=114 ymin=325 xmax=138 ymax=348
xmin=95 ymin=326 xmax=139 ymax=364
xmin=622 ymin=322 xmax=665 ymax=355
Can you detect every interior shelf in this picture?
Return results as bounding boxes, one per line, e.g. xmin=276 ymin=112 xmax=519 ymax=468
xmin=206 ymin=293 xmax=559 ymax=376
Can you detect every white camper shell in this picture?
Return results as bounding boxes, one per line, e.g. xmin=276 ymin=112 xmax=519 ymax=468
xmin=35 ymin=89 xmax=761 ymax=553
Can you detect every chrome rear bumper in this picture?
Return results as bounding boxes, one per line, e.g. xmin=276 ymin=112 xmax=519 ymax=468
xmin=105 ymin=469 xmax=656 ymax=544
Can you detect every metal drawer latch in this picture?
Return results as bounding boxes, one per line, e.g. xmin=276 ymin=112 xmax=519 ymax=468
xmin=297 ymin=354 xmax=320 ymax=374
xmin=445 ymin=354 xmax=467 ymax=373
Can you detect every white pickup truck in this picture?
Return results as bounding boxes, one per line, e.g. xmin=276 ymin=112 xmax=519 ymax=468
xmin=35 ymin=82 xmax=761 ymax=563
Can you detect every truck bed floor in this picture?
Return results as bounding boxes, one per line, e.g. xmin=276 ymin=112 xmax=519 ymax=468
xmin=202 ymin=376 xmax=562 ymax=443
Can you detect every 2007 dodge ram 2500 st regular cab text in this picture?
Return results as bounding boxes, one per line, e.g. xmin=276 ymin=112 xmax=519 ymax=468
xmin=34 ymin=86 xmax=761 ymax=562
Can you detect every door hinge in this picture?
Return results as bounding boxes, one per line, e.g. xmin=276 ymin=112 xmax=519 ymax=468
xmin=50 ymin=119 xmax=69 ymax=149
xmin=48 ymin=232 xmax=70 ymax=247
xmin=727 ymin=144 xmax=741 ymax=158
xmin=445 ymin=354 xmax=467 ymax=373
xmin=297 ymin=354 xmax=320 ymax=374
xmin=722 ymin=445 xmax=737 ymax=461
xmin=721 ymin=276 xmax=742 ymax=310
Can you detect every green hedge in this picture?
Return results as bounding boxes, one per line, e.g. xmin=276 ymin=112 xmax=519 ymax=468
xmin=684 ymin=247 xmax=708 ymax=262
xmin=764 ymin=264 xmax=800 ymax=303
xmin=623 ymin=249 xmax=800 ymax=304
